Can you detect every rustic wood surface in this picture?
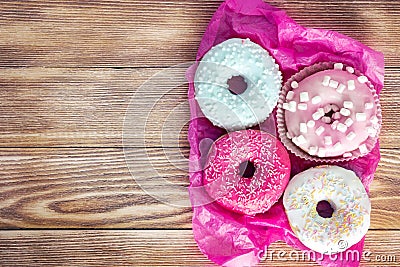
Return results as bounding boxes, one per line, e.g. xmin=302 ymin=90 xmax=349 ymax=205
xmin=0 ymin=0 xmax=399 ymax=266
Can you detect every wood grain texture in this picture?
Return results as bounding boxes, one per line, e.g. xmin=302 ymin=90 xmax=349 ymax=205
xmin=0 ymin=0 xmax=399 ymax=67
xmin=0 ymin=67 xmax=398 ymax=148
xmin=0 ymin=147 xmax=398 ymax=229
xmin=0 ymin=230 xmax=399 ymax=266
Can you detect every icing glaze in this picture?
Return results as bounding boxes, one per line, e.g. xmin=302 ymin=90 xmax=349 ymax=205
xmin=194 ymin=38 xmax=282 ymax=130
xmin=282 ymin=65 xmax=380 ymax=158
xmin=283 ymin=165 xmax=371 ymax=254
xmin=203 ymin=129 xmax=291 ymax=215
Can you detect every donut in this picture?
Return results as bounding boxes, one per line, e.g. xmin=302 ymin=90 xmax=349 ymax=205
xmin=203 ymin=129 xmax=291 ymax=215
xmin=195 ymin=38 xmax=282 ymax=131
xmin=277 ymin=62 xmax=381 ymax=159
xmin=283 ymin=165 xmax=371 ymax=254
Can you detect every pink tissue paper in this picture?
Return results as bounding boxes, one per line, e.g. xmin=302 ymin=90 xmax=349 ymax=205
xmin=186 ymin=0 xmax=384 ymax=266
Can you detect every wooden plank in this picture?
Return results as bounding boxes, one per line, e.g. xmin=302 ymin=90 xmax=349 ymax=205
xmin=0 ymin=230 xmax=398 ymax=266
xmin=0 ymin=67 xmax=397 ymax=148
xmin=0 ymin=0 xmax=398 ymax=67
xmin=0 ymin=147 xmax=398 ymax=229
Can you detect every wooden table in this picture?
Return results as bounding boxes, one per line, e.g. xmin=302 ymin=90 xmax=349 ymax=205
xmin=0 ymin=1 xmax=399 ymax=266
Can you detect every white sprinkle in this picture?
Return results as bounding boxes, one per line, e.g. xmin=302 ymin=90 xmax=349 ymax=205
xmin=300 ymin=92 xmax=309 ymax=102
xmin=336 ymin=83 xmax=346 ymax=93
xmin=291 ymin=81 xmax=299 ymax=89
xmin=343 ymin=101 xmax=354 ymax=109
xmin=311 ymin=96 xmax=322 ymax=104
xmin=337 ymin=123 xmax=348 ymax=133
xmin=370 ymin=115 xmax=379 ymax=124
xmin=288 ymin=101 xmax=297 ymax=112
xmin=312 ymin=109 xmax=324 ymax=120
xmin=331 ymin=120 xmax=339 ymax=130
xmin=329 ymin=79 xmax=339 ymax=88
xmin=359 ymin=144 xmax=368 ymax=154
xmin=307 ymin=120 xmax=315 ymax=128
xmin=340 ymin=108 xmax=351 ymax=117
xmin=333 ymin=142 xmax=343 ymax=151
xmin=344 ymin=118 xmax=354 ymax=127
xmin=300 ymin=123 xmax=308 ymax=133
xmin=332 ymin=112 xmax=341 ymax=120
xmin=316 ymin=126 xmax=325 ymax=136
xmin=298 ymin=103 xmax=308 ymax=110
xmin=322 ymin=76 xmax=331 ymax=86
xmin=318 ymin=148 xmax=327 ymax=157
xmin=367 ymin=127 xmax=377 ymax=137
xmin=309 ymin=146 xmax=318 ymax=155
xmin=358 ymin=75 xmax=368 ymax=83
xmin=295 ymin=135 xmax=307 ymax=145
xmin=282 ymin=103 xmax=290 ymax=110
xmin=286 ymin=91 xmax=294 ymax=100
xmin=324 ymin=136 xmax=333 ymax=145
xmin=286 ymin=132 xmax=293 ymax=139
xmin=356 ymin=113 xmax=367 ymax=121
xmin=343 ymin=152 xmax=353 ymax=158
xmin=346 ymin=131 xmax=356 ymax=141
xmin=365 ymin=102 xmax=374 ymax=110
xmin=348 ymin=80 xmax=356 ymax=90
xmin=321 ymin=117 xmax=331 ymax=124
xmin=346 ymin=66 xmax=355 ymax=73
xmin=334 ymin=63 xmax=344 ymax=70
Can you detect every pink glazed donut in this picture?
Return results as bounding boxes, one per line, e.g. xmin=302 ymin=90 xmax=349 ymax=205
xmin=279 ymin=62 xmax=381 ymax=159
xmin=203 ymin=129 xmax=291 ymax=215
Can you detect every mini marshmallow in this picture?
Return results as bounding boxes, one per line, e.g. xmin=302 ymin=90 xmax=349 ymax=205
xmin=295 ymin=135 xmax=307 ymax=145
xmin=291 ymin=81 xmax=299 ymax=89
xmin=321 ymin=116 xmax=332 ymax=124
xmin=309 ymin=146 xmax=318 ymax=155
xmin=287 ymin=101 xmax=297 ymax=112
xmin=328 ymin=79 xmax=339 ymax=88
xmin=282 ymin=103 xmax=290 ymax=110
xmin=343 ymin=101 xmax=354 ymax=109
xmin=331 ymin=120 xmax=339 ymax=130
xmin=359 ymin=144 xmax=368 ymax=154
xmin=307 ymin=120 xmax=315 ymax=128
xmin=323 ymin=105 xmax=332 ymax=113
xmin=358 ymin=76 xmax=368 ymax=83
xmin=286 ymin=91 xmax=294 ymax=100
xmin=343 ymin=152 xmax=353 ymax=158
xmin=334 ymin=63 xmax=344 ymax=70
xmin=298 ymin=103 xmax=308 ymax=110
xmin=324 ymin=136 xmax=333 ymax=146
xmin=348 ymin=80 xmax=356 ymax=90
xmin=300 ymin=92 xmax=309 ymax=102
xmin=312 ymin=96 xmax=322 ymax=104
xmin=344 ymin=118 xmax=354 ymax=127
xmin=370 ymin=115 xmax=379 ymax=124
xmin=346 ymin=66 xmax=355 ymax=73
xmin=312 ymin=109 xmax=324 ymax=120
xmin=317 ymin=148 xmax=327 ymax=157
xmin=332 ymin=112 xmax=341 ymax=120
xmin=333 ymin=142 xmax=343 ymax=151
xmin=356 ymin=112 xmax=367 ymax=121
xmin=365 ymin=102 xmax=374 ymax=110
xmin=340 ymin=108 xmax=351 ymax=117
xmin=315 ymin=126 xmax=325 ymax=136
xmin=337 ymin=123 xmax=348 ymax=133
xmin=322 ymin=76 xmax=331 ymax=86
xmin=331 ymin=104 xmax=340 ymax=112
xmin=346 ymin=131 xmax=356 ymax=141
xmin=336 ymin=83 xmax=346 ymax=94
xmin=300 ymin=123 xmax=308 ymax=134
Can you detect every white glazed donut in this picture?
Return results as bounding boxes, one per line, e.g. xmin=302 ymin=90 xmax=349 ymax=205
xmin=194 ymin=38 xmax=282 ymax=130
xmin=283 ymin=165 xmax=371 ymax=254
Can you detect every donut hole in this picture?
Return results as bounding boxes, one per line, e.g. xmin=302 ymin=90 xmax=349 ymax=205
xmin=227 ymin=75 xmax=248 ymax=95
xmin=316 ymin=200 xmax=334 ymax=218
xmin=238 ymin=160 xmax=256 ymax=178
xmin=322 ymin=104 xmax=340 ymax=124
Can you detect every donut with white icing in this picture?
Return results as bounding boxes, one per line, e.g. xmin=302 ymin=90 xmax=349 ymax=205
xmin=195 ymin=38 xmax=282 ymax=130
xmin=203 ymin=129 xmax=291 ymax=215
xmin=283 ymin=165 xmax=371 ymax=254
xmin=277 ymin=62 xmax=381 ymax=159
